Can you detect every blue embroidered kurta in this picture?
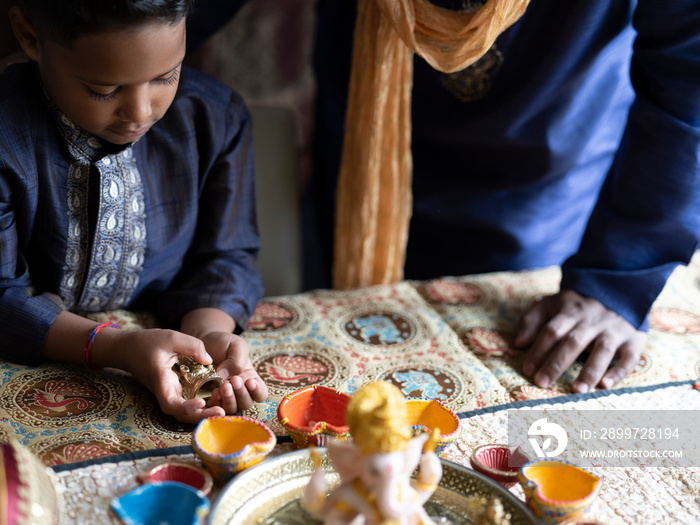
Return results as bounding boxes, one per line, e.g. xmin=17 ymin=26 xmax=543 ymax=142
xmin=305 ymin=0 xmax=700 ymax=330
xmin=0 ymin=63 xmax=263 ymax=365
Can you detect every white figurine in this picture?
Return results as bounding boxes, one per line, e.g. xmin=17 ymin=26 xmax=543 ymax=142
xmin=303 ymin=381 xmax=443 ymax=525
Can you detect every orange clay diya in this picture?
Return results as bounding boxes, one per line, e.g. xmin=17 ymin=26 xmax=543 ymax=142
xmin=302 ymin=381 xmax=444 ymax=525
xmin=277 ymin=385 xmax=352 ymax=448
xmin=518 ymin=459 xmax=602 ymax=525
xmin=405 ymin=397 xmax=461 ymax=454
xmin=192 ymin=415 xmax=275 ymax=483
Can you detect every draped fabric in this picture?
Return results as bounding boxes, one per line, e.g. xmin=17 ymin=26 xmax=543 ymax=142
xmin=332 ymin=0 xmax=530 ymax=289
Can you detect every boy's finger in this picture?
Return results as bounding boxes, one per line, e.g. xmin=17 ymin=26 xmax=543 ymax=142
xmin=231 ymin=378 xmax=254 ymax=412
xmin=206 ymin=388 xmax=222 ymax=408
xmin=171 ymin=332 xmax=212 ymax=365
xmin=160 ymin=395 xmax=224 ymax=424
xmin=245 ymin=377 xmax=268 ymax=403
xmin=178 ymin=405 xmax=225 ymax=424
xmin=229 ymin=338 xmax=250 ymax=368
xmin=217 ymin=338 xmax=251 ymax=378
xmin=218 ymin=380 xmax=239 ymax=414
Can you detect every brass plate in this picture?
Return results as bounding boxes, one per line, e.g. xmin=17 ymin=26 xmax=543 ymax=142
xmin=208 ymin=448 xmax=537 ymax=525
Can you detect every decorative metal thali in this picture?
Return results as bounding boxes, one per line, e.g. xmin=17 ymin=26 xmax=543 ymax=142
xmin=207 ymin=448 xmax=538 ymax=525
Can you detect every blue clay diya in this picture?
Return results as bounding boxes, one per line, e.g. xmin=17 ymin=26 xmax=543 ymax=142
xmin=111 ymin=481 xmax=210 ymax=525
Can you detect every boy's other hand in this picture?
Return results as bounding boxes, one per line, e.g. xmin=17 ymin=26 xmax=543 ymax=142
xmin=514 ymin=290 xmax=646 ymax=394
xmin=201 ymin=332 xmax=269 ymax=415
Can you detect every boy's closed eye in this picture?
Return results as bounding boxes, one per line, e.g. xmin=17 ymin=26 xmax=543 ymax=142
xmin=88 ymin=87 xmax=119 ymax=102
xmin=85 ymin=68 xmax=181 ymax=103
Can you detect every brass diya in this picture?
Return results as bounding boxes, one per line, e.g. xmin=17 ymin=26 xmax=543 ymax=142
xmin=172 ymin=355 xmax=223 ymax=400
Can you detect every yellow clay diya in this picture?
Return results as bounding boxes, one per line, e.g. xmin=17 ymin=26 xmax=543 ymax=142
xmin=404 ymin=397 xmax=461 ymax=454
xmin=518 ymin=459 xmax=602 ymax=525
xmin=192 ymin=415 xmax=275 ymax=483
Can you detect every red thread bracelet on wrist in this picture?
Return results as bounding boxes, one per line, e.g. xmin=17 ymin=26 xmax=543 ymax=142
xmin=84 ymin=322 xmax=120 ymax=370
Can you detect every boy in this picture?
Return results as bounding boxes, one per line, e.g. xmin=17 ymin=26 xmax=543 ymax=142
xmin=0 ymin=0 xmax=268 ymax=423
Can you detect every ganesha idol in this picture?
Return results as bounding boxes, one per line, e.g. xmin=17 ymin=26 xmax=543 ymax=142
xmin=303 ymin=381 xmax=443 ymax=525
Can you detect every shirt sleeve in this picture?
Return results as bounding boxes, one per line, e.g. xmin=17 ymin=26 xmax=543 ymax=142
xmin=561 ymin=1 xmax=700 ymax=331
xmin=0 ymin=167 xmax=65 ymax=365
xmin=154 ymin=90 xmax=264 ymax=330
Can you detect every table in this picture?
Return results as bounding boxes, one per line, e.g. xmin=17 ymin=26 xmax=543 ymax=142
xmin=2 ymin=259 xmax=700 ymax=523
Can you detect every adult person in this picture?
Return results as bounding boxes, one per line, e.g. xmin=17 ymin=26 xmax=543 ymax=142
xmin=303 ymin=0 xmax=700 ymax=393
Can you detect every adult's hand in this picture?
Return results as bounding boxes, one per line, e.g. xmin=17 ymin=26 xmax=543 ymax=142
xmin=514 ymin=290 xmax=647 ymax=393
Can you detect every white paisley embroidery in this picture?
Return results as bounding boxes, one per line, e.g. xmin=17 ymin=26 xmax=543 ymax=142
xmin=51 ymin=109 xmax=146 ymax=312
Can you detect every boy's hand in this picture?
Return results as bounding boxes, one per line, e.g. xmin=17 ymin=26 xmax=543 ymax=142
xmin=200 ymin=332 xmax=269 ymax=414
xmin=116 ymin=328 xmax=227 ymax=424
xmin=514 ymin=290 xmax=647 ymax=393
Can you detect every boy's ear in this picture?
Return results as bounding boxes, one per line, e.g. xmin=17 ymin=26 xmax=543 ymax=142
xmin=8 ymin=5 xmax=41 ymax=62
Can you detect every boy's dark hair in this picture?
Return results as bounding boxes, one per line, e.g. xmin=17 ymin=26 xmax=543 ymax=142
xmin=22 ymin=0 xmax=194 ymax=46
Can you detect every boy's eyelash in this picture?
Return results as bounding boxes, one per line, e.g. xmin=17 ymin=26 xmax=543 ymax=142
xmin=154 ymin=70 xmax=180 ymax=86
xmin=87 ymin=70 xmax=179 ymax=102
xmin=89 ymin=89 xmax=118 ymax=102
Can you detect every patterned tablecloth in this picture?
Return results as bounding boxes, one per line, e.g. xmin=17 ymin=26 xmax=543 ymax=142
xmin=53 ymin=382 xmax=700 ymax=525
xmin=2 ymin=257 xmax=700 ymax=522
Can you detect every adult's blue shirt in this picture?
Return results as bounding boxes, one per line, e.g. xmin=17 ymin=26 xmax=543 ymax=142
xmin=306 ymin=0 xmax=700 ymax=330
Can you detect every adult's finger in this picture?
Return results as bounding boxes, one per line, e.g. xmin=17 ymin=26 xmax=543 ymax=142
xmin=599 ymin=335 xmax=645 ymax=389
xmin=570 ymin=330 xmax=623 ymax=393
xmin=521 ymin=311 xmax=578 ymax=379
xmin=514 ymin=297 xmax=548 ymax=348
xmin=533 ymin=321 xmax=603 ymax=388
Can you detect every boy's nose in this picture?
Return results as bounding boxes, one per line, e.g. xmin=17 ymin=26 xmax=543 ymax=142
xmin=117 ymin=85 xmax=152 ymax=124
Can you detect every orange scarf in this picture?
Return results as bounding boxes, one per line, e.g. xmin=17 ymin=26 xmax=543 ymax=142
xmin=333 ymin=0 xmax=530 ymax=289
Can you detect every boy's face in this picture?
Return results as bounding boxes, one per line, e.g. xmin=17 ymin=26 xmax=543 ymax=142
xmin=36 ymin=19 xmax=186 ymax=145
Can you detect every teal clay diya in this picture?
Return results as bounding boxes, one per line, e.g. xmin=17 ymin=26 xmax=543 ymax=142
xmin=111 ymin=481 xmax=210 ymax=525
